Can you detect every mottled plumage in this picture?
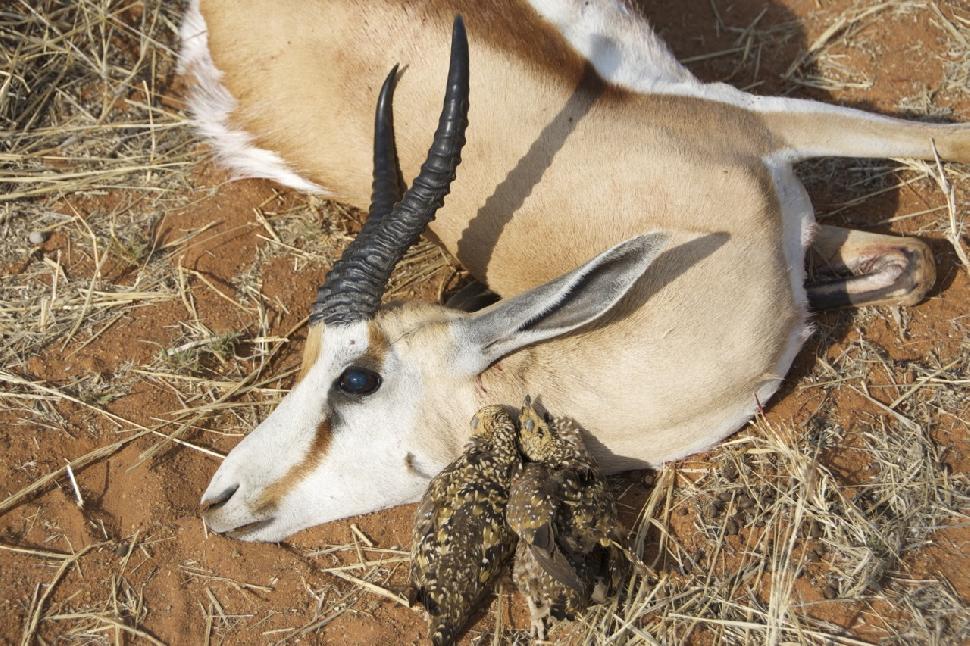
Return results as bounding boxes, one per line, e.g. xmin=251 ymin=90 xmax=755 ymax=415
xmin=508 ymin=397 xmax=624 ymax=639
xmin=408 ymin=405 xmax=521 ymax=645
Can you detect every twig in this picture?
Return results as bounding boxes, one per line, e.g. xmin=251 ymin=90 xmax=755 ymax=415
xmin=0 ymin=369 xmax=150 ymax=431
xmin=350 ymin=524 xmax=374 ymax=548
xmin=931 ymin=140 xmax=970 ymax=278
xmin=45 ymin=613 xmax=167 ymax=646
xmin=848 ymin=384 xmax=921 ymax=432
xmin=319 ymin=557 xmax=410 ymax=573
xmin=64 ymin=460 xmax=84 ymax=508
xmin=134 ymin=315 xmax=308 ymax=466
xmin=180 ymin=567 xmax=273 ymax=594
xmin=324 ymin=570 xmax=409 ymax=607
xmin=492 ymin=580 xmax=504 ymax=646
xmin=0 ymin=545 xmax=72 ymax=560
xmin=0 ymin=432 xmax=150 ymax=518
xmin=889 ymin=357 xmax=963 ymax=409
xmin=20 ymin=545 xmax=96 ymax=646
xmin=784 ymin=2 xmax=894 ymax=79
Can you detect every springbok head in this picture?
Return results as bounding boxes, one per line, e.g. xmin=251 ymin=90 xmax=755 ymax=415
xmin=200 ymin=17 xmax=668 ymax=542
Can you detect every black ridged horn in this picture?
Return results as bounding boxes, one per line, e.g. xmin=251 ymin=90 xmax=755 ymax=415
xmin=310 ymin=16 xmax=470 ymax=326
xmin=368 ymin=65 xmax=404 ymax=222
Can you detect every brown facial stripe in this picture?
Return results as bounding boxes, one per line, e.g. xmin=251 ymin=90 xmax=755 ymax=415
xmin=257 ymin=323 xmax=387 ymax=510
xmin=254 ymin=419 xmax=331 ymax=513
xmin=364 ymin=322 xmax=389 ymax=366
xmin=297 ymin=324 xmax=324 ymax=384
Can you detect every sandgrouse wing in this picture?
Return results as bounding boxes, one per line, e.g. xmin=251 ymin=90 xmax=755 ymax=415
xmin=507 ymin=396 xmax=624 ymax=639
xmin=407 ymin=405 xmax=521 ymax=645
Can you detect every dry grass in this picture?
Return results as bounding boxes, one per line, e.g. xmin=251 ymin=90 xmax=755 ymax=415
xmin=573 ymin=403 xmax=970 ymax=644
xmin=0 ymin=0 xmax=968 ymax=644
xmin=0 ymin=0 xmax=192 ymax=366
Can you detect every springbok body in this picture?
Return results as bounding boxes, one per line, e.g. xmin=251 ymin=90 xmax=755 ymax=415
xmin=180 ymin=0 xmax=970 ymax=541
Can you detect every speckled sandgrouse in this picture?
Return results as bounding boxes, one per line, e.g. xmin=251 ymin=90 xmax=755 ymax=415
xmin=507 ymin=396 xmax=624 ymax=640
xmin=407 ymin=405 xmax=521 ymax=645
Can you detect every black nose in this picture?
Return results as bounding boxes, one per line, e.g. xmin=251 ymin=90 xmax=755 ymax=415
xmin=201 ymin=484 xmax=239 ymax=512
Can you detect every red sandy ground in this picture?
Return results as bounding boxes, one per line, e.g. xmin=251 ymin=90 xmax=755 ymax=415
xmin=1 ymin=0 xmax=967 ymax=643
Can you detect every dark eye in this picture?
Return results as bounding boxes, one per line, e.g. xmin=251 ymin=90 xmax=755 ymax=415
xmin=337 ymin=367 xmax=382 ymax=396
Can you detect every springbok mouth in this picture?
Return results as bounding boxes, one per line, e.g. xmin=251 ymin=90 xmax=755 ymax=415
xmin=404 ymin=452 xmax=435 ymax=481
xmin=225 ymin=518 xmax=276 ymax=539
xmin=200 ymin=484 xmax=239 ymax=512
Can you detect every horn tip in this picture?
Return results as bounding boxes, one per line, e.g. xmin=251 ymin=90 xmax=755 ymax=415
xmin=452 ymin=15 xmax=468 ymax=55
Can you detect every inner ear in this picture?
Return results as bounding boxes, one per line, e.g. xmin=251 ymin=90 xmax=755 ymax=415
xmin=459 ymin=233 xmax=669 ymax=368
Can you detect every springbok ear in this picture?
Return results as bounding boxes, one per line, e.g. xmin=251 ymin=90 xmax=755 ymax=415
xmin=457 ymin=232 xmax=669 ymax=371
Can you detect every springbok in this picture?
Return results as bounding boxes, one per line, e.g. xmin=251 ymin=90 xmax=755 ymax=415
xmin=179 ymin=0 xmax=969 ymax=542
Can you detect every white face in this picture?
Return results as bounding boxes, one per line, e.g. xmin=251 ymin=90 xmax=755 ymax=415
xmin=200 ymin=316 xmax=473 ymax=542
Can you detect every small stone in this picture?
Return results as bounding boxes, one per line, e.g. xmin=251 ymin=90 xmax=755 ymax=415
xmin=28 ymin=230 xmax=47 ymax=245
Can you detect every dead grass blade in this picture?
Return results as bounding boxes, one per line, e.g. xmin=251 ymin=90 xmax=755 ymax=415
xmin=45 ymin=613 xmax=167 ymax=646
xmin=133 ymin=315 xmax=309 ymax=466
xmin=931 ymin=141 xmax=970 ymax=278
xmin=0 ymin=430 xmax=150 ymax=518
xmin=20 ymin=544 xmax=97 ymax=646
xmin=324 ymin=569 xmax=410 ymax=608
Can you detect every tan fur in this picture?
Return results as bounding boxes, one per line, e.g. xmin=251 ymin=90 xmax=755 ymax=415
xmin=201 ymin=1 xmax=780 ymax=288
xmin=297 ymin=325 xmax=324 ymax=383
xmin=365 ymin=321 xmax=390 ymax=365
xmin=765 ymin=111 xmax=970 ymax=163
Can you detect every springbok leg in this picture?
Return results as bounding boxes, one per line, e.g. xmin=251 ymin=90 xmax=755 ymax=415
xmin=807 ymin=224 xmax=936 ymax=309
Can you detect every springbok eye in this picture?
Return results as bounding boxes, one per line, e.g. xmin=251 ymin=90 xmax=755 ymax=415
xmin=337 ymin=367 xmax=382 ymax=396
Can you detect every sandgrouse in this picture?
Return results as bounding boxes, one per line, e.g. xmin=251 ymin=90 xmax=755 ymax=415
xmin=407 ymin=405 xmax=521 ymax=645
xmin=507 ymin=396 xmax=624 ymax=640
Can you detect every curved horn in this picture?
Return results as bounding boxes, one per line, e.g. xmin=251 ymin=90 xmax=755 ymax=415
xmin=368 ymin=65 xmax=404 ymax=221
xmin=311 ymin=16 xmax=470 ymax=326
